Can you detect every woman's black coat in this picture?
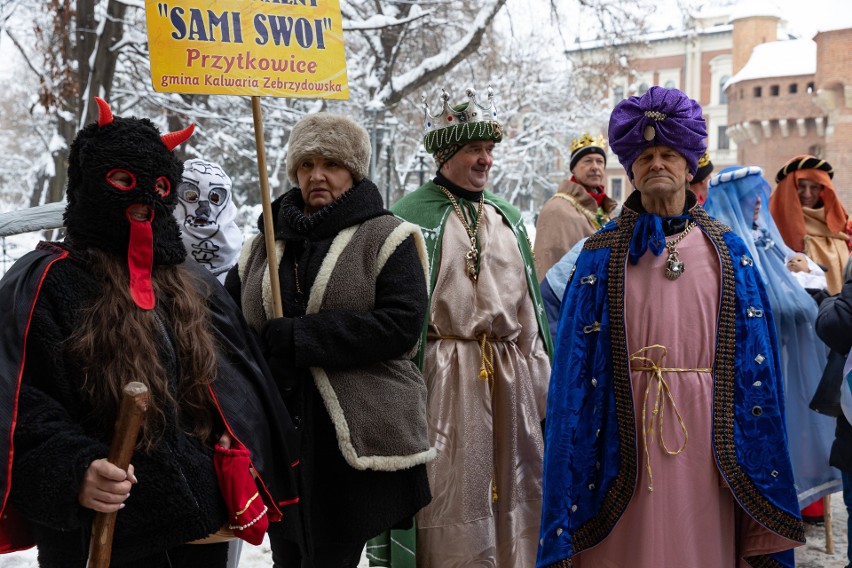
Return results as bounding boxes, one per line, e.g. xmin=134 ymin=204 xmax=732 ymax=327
xmin=226 ymin=180 xmax=431 ymax=556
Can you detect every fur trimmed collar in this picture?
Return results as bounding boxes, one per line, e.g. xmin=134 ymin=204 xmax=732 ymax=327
xmin=264 ymin=179 xmax=387 ymax=241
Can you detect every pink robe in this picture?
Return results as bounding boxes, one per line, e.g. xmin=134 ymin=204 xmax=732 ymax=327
xmin=575 ymin=228 xmax=798 ymax=567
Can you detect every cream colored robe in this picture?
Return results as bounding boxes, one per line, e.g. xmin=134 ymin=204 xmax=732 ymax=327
xmin=415 ymin=203 xmax=551 ymax=568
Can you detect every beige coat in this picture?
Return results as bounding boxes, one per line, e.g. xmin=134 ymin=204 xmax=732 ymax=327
xmin=533 ymin=180 xmax=614 ymax=281
xmin=803 ymin=206 xmax=851 ymax=294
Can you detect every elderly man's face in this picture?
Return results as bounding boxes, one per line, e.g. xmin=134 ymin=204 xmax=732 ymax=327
xmin=440 ymin=141 xmax=495 ymax=192
xmin=797 ymin=178 xmax=823 ymax=208
xmin=631 ymin=145 xmax=693 ymax=198
xmin=572 ymin=153 xmax=606 ymax=191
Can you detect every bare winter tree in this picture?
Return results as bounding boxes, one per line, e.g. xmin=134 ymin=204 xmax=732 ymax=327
xmin=2 ymin=0 xmax=132 ymax=208
xmin=0 ymin=0 xmax=660 ymax=217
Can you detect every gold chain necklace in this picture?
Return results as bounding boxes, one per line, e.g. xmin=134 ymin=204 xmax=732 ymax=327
xmin=438 ymin=185 xmax=484 ymax=281
xmin=664 ymin=221 xmax=696 ymax=280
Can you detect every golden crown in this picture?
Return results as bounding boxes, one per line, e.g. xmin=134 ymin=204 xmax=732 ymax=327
xmin=697 ymin=151 xmax=711 ymax=169
xmin=570 ymin=133 xmax=607 ymax=155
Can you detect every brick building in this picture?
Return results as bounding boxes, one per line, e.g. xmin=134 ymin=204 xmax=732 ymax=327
xmin=564 ymin=6 xmax=738 ymax=203
xmin=726 ymin=16 xmax=852 ymax=207
xmin=563 ymin=4 xmax=851 ymax=209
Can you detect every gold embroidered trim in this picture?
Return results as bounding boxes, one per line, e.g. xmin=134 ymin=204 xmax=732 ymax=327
xmin=552 ymin=193 xmax=600 ymax=230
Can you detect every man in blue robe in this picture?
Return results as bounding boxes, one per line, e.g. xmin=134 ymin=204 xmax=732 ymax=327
xmin=537 ymin=87 xmax=804 ymax=568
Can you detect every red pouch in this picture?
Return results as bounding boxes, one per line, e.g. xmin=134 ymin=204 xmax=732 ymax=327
xmin=213 ymin=441 xmax=269 ymax=545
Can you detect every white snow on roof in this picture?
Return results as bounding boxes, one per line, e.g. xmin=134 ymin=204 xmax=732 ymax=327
xmin=729 ymin=0 xmax=783 ymax=22
xmin=726 ymin=39 xmax=816 ymax=87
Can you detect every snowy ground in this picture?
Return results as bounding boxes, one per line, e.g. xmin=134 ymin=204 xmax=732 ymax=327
xmin=2 ymin=534 xmax=371 ymax=567
xmin=3 ymin=493 xmax=850 ymax=567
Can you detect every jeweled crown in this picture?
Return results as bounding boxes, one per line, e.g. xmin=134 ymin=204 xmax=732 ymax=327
xmin=423 ymin=87 xmax=499 ymax=133
xmin=570 ymin=133 xmax=607 ymax=155
xmin=422 ymin=87 xmax=503 ymax=155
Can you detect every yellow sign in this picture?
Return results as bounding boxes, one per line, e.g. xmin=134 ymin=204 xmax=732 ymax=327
xmin=145 ymin=0 xmax=348 ymax=99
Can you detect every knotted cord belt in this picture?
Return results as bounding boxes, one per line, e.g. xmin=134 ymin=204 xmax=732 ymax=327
xmin=431 ymin=332 xmax=506 ymax=502
xmin=629 ymin=344 xmax=712 ymax=493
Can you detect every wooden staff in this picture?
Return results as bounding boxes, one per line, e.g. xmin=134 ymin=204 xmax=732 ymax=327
xmin=824 ymin=494 xmax=834 ymax=554
xmin=87 ymin=382 xmax=150 ymax=568
xmin=252 ymin=96 xmax=284 ymax=318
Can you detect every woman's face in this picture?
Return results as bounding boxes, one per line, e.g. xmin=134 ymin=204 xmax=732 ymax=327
xmin=297 ymin=156 xmax=354 ymax=214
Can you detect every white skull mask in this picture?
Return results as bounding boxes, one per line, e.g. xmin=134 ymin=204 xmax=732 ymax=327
xmin=175 ymin=158 xmax=242 ymax=279
xmin=177 ymin=159 xmax=235 ymax=235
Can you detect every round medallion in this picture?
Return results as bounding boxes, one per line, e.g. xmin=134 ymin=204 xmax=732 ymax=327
xmin=643 ymin=125 xmax=656 ymax=141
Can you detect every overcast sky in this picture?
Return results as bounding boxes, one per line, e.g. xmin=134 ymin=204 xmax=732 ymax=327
xmin=500 ymin=0 xmax=849 ymax=47
xmin=1 ymin=0 xmax=848 ymax=80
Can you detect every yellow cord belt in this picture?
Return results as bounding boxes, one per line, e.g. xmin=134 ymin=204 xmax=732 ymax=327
xmin=629 ymin=344 xmax=712 ymax=493
xmin=432 ymin=332 xmax=503 ymax=501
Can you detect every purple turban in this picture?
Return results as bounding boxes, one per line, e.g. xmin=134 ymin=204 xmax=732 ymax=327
xmin=608 ymin=86 xmax=707 ymax=180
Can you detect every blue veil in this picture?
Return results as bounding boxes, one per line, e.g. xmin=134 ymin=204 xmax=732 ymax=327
xmin=705 ymin=166 xmax=838 ymax=507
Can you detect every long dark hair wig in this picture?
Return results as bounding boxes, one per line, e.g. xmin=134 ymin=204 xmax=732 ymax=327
xmin=69 ymin=250 xmax=219 ymax=451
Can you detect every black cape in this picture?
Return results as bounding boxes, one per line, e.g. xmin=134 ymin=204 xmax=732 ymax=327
xmin=0 ymin=242 xmax=303 ymax=555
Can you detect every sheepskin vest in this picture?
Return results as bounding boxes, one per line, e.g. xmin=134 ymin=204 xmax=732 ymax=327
xmin=240 ymin=214 xmax=435 ymax=472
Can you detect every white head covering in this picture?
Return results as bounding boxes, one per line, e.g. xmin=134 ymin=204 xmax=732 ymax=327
xmin=174 ymin=159 xmax=243 ymax=282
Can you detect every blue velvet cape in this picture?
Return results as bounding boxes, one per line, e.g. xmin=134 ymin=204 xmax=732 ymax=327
xmin=537 ymin=192 xmax=804 ymax=568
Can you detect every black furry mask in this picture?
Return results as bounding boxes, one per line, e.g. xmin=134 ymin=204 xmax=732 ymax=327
xmin=64 ymin=104 xmax=191 ymax=266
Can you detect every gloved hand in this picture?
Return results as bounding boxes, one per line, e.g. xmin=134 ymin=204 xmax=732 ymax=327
xmin=805 ymin=288 xmax=830 ymax=306
xmin=260 ymin=317 xmax=298 ymax=392
xmin=261 ymin=317 xmax=294 ymax=357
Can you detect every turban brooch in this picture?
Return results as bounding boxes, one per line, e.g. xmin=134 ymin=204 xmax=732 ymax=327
xmin=608 ymin=86 xmax=707 ymax=180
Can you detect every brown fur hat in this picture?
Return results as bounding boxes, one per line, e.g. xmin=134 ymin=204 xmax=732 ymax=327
xmin=286 ymin=113 xmax=372 ymax=187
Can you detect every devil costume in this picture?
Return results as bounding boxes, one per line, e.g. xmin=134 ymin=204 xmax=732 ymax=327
xmin=0 ymin=99 xmax=299 ymax=567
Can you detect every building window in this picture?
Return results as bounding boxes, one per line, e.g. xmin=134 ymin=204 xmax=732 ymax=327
xmin=807 ymin=82 xmax=815 ymax=93
xmin=613 ymin=86 xmax=624 ymax=106
xmin=719 ymin=75 xmax=730 ymax=104
xmin=664 ymin=80 xmax=676 ymax=89
xmin=610 ymin=177 xmax=624 ymax=201
xmin=754 ymin=86 xmax=762 ymax=97
xmin=789 ymin=83 xmax=798 ymax=94
xmin=770 ymin=85 xmax=780 ymax=96
xmin=638 ymin=83 xmax=650 ymax=95
xmin=718 ymin=126 xmax=730 ymax=150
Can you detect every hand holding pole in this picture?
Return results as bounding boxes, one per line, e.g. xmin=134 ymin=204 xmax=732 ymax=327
xmin=87 ymin=382 xmax=149 ymax=568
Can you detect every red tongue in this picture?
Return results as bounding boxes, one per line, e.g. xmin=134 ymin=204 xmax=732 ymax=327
xmin=127 ymin=211 xmax=155 ymax=310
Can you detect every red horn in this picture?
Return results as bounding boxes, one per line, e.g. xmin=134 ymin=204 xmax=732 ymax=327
xmin=161 ymin=123 xmax=195 ymax=152
xmin=94 ymin=97 xmax=114 ymax=127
